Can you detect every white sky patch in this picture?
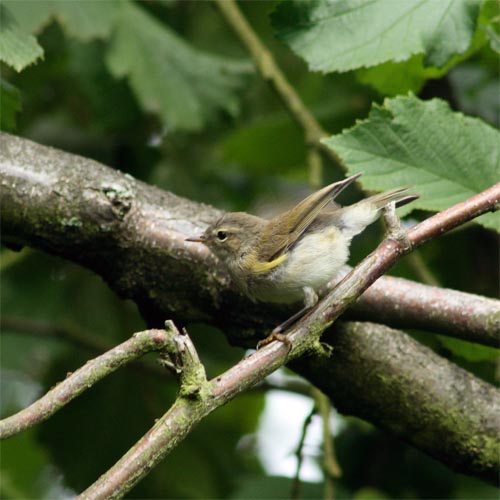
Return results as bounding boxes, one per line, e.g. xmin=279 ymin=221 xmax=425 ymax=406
xmin=256 ymin=390 xmax=323 ymax=482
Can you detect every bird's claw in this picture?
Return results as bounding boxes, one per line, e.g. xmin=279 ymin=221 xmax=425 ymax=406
xmin=256 ymin=331 xmax=292 ymax=351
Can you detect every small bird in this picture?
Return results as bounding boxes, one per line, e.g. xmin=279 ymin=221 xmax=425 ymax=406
xmin=187 ymin=173 xmax=417 ymax=345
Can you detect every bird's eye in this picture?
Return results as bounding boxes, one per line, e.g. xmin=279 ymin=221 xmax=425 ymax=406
xmin=216 ymin=230 xmax=228 ymax=241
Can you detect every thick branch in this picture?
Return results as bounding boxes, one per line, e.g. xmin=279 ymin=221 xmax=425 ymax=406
xmin=84 ymin=178 xmax=499 ymax=494
xmin=352 ymin=275 xmax=499 ymax=346
xmin=293 ymin=322 xmax=500 ymax=484
xmin=1 ymin=133 xmax=498 ymax=346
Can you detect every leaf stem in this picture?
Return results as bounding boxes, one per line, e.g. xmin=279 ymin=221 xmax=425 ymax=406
xmin=214 ymin=0 xmax=345 ymax=170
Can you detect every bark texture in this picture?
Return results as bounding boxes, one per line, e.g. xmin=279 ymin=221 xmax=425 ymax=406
xmin=293 ymin=322 xmax=499 ymax=484
xmin=1 ymin=132 xmax=498 ymax=344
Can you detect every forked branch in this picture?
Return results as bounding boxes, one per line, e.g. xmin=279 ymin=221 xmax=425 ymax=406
xmin=78 ymin=185 xmax=499 ymax=498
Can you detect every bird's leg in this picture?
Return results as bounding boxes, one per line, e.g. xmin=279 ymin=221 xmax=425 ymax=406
xmin=256 ymin=287 xmax=318 ymax=350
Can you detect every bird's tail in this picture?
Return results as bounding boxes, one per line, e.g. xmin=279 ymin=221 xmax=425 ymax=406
xmin=365 ymin=187 xmax=419 ymax=210
xmin=338 ymin=187 xmax=418 ymax=240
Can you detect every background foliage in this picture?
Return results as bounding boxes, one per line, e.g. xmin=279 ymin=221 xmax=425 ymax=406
xmin=1 ymin=1 xmax=499 ymax=498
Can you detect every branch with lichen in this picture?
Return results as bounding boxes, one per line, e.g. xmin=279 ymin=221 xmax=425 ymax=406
xmin=1 ymin=133 xmax=498 ymax=347
xmin=83 ymin=183 xmax=499 ymax=496
xmin=80 ymin=320 xmax=498 ymax=498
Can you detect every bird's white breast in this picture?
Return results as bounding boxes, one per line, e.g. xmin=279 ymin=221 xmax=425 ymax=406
xmin=251 ymin=226 xmax=349 ymax=304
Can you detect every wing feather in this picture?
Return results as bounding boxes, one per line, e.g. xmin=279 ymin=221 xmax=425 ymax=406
xmin=257 ymin=174 xmax=361 ymax=261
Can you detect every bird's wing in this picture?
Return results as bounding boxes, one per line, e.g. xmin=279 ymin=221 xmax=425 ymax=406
xmin=257 ymin=173 xmax=361 ymax=262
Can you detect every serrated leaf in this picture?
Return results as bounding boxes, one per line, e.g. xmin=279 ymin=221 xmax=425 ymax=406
xmin=0 ymin=78 xmax=21 ymax=131
xmin=323 ymin=95 xmax=500 ymax=231
xmin=106 ymin=1 xmax=251 ymax=132
xmin=355 ymin=28 xmax=485 ymax=97
xmin=0 ymin=4 xmax=44 ymax=71
xmin=271 ymin=0 xmax=481 ymax=73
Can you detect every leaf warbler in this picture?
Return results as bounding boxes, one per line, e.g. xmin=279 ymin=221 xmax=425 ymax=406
xmin=187 ymin=173 xmax=417 ymax=343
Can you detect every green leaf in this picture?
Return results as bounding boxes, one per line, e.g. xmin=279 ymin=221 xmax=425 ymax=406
xmin=355 ymin=27 xmax=486 ymax=97
xmin=106 ymin=1 xmax=251 ymax=132
xmin=0 ymin=78 xmax=21 ymax=131
xmin=0 ymin=4 xmax=44 ymax=71
xmin=356 ymin=55 xmax=446 ymax=96
xmin=219 ymin=112 xmax=307 ymax=174
xmin=3 ymin=0 xmax=56 ymax=34
xmin=437 ymin=336 xmax=499 ymax=362
xmin=271 ymin=0 xmax=481 ymax=73
xmin=50 ymin=0 xmax=119 ymax=40
xmin=4 ymin=0 xmax=118 ymax=40
xmin=480 ymin=0 xmax=500 ymax=53
xmin=322 ymin=95 xmax=500 ymax=231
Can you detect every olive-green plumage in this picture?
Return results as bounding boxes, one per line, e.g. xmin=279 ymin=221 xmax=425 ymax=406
xmin=187 ymin=173 xmax=417 ymax=308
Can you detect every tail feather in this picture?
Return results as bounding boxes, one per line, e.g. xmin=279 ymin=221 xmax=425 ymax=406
xmin=339 ymin=187 xmax=418 ymax=240
xmin=365 ymin=187 xmax=417 ymax=209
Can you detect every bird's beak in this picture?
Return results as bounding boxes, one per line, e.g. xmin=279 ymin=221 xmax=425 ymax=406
xmin=185 ymin=235 xmax=207 ymax=243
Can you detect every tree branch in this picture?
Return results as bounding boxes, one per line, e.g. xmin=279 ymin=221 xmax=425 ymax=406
xmin=0 ymin=329 xmax=171 ymax=439
xmin=79 ymin=319 xmax=499 ymax=499
xmin=352 ymin=275 xmax=500 ymax=347
xmin=1 ymin=132 xmax=497 ymax=346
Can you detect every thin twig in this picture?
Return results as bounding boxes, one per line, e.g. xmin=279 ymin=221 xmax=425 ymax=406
xmin=290 ymin=404 xmax=316 ymax=500
xmin=303 ymin=182 xmax=500 ymax=345
xmin=214 ymin=0 xmax=345 ymax=170
xmin=313 ymin=388 xmax=341 ymax=500
xmin=0 ymin=329 xmax=173 ymax=439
